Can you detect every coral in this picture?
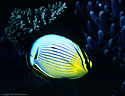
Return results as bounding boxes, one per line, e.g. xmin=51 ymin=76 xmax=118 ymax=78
xmin=75 ymin=0 xmax=125 ymax=66
xmin=4 ymin=1 xmax=67 ymax=55
xmin=75 ymin=0 xmax=125 ymax=95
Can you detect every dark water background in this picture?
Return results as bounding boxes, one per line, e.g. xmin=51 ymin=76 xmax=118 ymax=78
xmin=0 ymin=0 xmax=125 ymax=96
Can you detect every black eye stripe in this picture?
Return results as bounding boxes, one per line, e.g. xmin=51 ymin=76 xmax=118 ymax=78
xmin=34 ymin=47 xmax=39 ymax=59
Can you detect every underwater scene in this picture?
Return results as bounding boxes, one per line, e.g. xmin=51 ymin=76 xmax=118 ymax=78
xmin=0 ymin=0 xmax=125 ymax=96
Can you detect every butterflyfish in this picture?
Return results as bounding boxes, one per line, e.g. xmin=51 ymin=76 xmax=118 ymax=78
xmin=28 ymin=34 xmax=92 ymax=79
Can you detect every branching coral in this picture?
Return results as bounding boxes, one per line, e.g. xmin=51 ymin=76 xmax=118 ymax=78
xmin=75 ymin=0 xmax=125 ymax=65
xmin=4 ymin=1 xmax=67 ymax=55
xmin=75 ymin=0 xmax=125 ymax=94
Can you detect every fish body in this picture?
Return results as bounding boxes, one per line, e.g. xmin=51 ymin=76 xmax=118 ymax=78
xmin=29 ymin=34 xmax=92 ymax=79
